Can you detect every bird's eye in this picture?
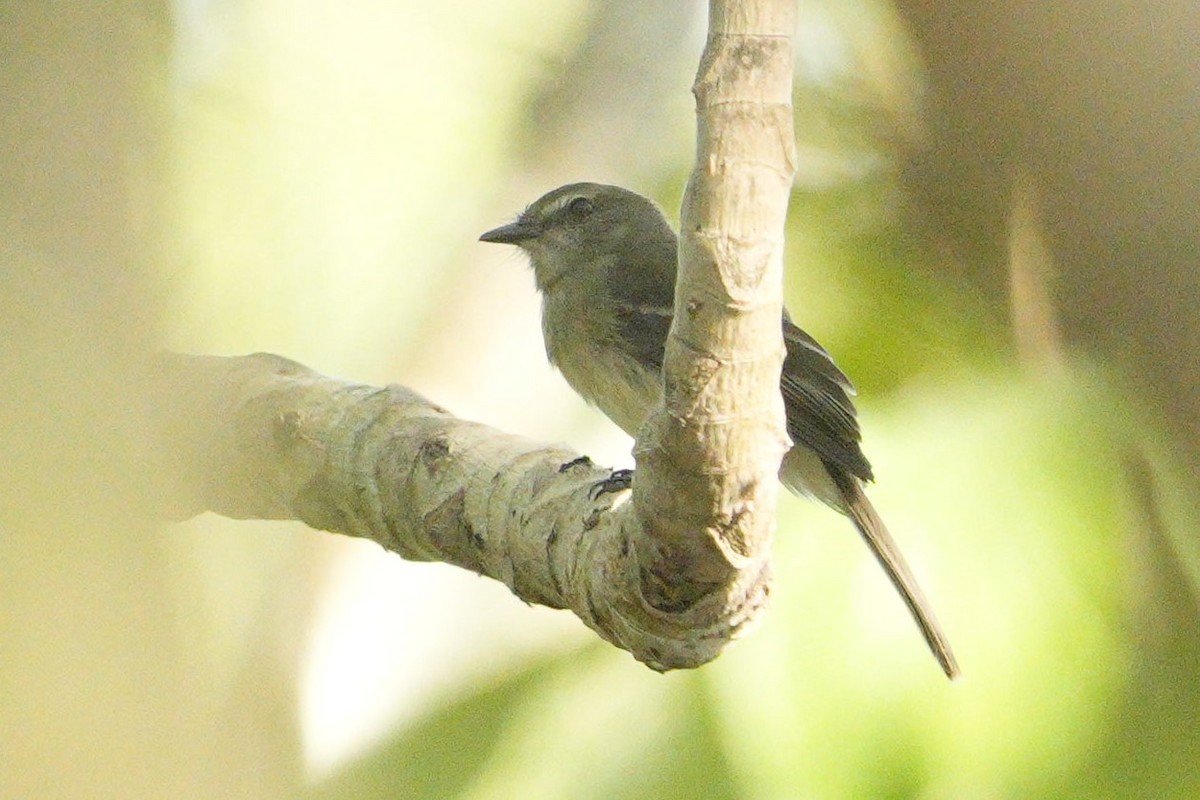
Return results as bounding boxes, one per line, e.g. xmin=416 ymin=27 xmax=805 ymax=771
xmin=565 ymin=196 xmax=594 ymax=218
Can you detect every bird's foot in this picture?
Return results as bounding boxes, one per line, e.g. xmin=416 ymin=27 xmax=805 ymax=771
xmin=589 ymin=469 xmax=633 ymax=500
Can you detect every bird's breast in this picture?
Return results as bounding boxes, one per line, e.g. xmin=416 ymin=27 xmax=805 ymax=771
xmin=542 ymin=295 xmax=662 ymax=438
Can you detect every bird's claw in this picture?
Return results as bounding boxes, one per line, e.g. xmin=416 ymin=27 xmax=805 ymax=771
xmin=589 ymin=469 xmax=633 ymax=500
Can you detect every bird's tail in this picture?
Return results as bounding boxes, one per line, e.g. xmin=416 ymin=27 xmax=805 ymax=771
xmin=831 ymin=470 xmax=960 ymax=679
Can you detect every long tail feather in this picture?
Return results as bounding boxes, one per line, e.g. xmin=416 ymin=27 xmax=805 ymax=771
xmin=831 ymin=471 xmax=960 ymax=679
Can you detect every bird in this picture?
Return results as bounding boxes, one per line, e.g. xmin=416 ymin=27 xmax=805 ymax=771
xmin=480 ymin=182 xmax=958 ymax=678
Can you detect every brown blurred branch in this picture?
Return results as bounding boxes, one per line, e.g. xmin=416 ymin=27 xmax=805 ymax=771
xmin=1007 ymin=170 xmax=1065 ymax=374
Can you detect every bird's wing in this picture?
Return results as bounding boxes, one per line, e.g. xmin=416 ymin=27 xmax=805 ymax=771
xmin=612 ymin=301 xmax=673 ymax=371
xmin=614 ymin=302 xmax=873 ymax=483
xmin=781 ymin=317 xmax=874 ymax=482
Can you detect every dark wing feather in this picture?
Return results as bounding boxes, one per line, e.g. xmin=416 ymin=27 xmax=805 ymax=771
xmin=780 ymin=316 xmax=873 ymax=482
xmin=612 ymin=301 xmax=672 ymax=370
xmin=613 ymin=302 xmax=873 ymax=483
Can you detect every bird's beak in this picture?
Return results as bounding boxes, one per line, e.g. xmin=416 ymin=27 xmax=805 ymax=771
xmin=479 ymin=219 xmax=541 ymax=245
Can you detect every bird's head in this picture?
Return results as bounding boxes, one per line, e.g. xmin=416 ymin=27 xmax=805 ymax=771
xmin=480 ymin=183 xmax=677 ymax=299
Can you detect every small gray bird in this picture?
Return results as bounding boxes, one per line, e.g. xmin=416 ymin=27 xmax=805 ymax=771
xmin=481 ymin=182 xmax=958 ymax=679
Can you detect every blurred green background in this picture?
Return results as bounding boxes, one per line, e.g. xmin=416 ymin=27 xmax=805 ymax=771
xmin=3 ymin=1 xmax=1199 ymax=798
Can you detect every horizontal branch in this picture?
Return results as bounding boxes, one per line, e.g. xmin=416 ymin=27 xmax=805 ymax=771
xmin=149 ymin=352 xmax=770 ymax=670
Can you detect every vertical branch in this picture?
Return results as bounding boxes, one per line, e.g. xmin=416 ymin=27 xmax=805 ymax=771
xmin=634 ymin=0 xmax=797 ymax=615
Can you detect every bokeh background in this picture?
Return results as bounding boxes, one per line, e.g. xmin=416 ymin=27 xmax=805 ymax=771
xmin=3 ymin=1 xmax=1199 ymax=797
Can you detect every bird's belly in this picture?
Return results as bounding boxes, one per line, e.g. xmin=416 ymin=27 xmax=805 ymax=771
xmin=546 ymin=337 xmax=661 ymax=438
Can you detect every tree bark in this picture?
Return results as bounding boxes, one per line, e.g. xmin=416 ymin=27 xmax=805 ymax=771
xmin=633 ymin=0 xmax=796 ymax=616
